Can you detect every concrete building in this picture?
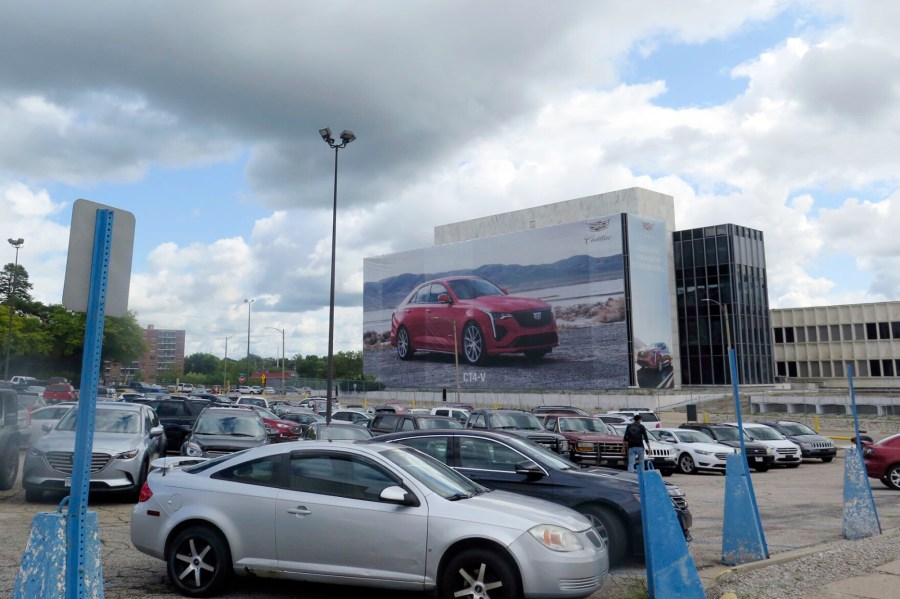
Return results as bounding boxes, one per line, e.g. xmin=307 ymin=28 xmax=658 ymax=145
xmin=137 ymin=324 xmax=185 ymax=383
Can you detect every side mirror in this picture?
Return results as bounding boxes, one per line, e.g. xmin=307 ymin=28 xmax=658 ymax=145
xmin=149 ymin=425 xmax=165 ymax=438
xmin=515 ymin=460 xmax=545 ymax=479
xmin=380 ymin=485 xmax=420 ymax=507
xmin=43 ymin=422 xmax=53 ymax=432
xmin=437 ymin=293 xmax=451 ymax=303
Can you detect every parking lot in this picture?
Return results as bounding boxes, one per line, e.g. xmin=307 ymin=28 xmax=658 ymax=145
xmin=2 ymin=441 xmax=899 ymax=599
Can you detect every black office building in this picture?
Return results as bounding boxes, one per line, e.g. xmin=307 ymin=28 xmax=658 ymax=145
xmin=674 ymin=224 xmax=775 ymax=385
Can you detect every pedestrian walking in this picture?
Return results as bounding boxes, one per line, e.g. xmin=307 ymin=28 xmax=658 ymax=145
xmin=624 ymin=414 xmax=652 ymax=472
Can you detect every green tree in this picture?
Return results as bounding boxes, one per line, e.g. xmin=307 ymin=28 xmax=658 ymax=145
xmin=0 ymin=262 xmax=34 ymax=305
xmin=0 ymin=305 xmax=53 ymax=358
xmin=184 ymin=353 xmax=221 ymax=375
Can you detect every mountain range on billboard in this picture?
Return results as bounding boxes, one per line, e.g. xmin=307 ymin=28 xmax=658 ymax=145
xmin=364 ymin=254 xmax=624 ymax=311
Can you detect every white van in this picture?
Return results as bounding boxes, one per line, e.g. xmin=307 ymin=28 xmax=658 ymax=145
xmin=608 ymin=409 xmax=662 ymax=429
xmin=724 ymin=422 xmax=801 ymax=467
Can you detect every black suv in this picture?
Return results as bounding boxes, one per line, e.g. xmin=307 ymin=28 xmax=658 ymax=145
xmin=0 ymin=388 xmax=23 ymax=489
xmin=756 ymin=420 xmax=837 ymax=462
xmin=372 ymin=429 xmax=692 ymax=566
xmin=143 ymin=397 xmax=211 ymax=452
xmin=369 ymin=413 xmax=462 ymax=436
xmin=679 ymin=422 xmax=775 ymax=472
xmin=465 ymin=409 xmax=569 ymax=454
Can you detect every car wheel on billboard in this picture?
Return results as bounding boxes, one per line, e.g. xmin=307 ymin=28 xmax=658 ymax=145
xmin=396 ymin=327 xmax=415 ymax=360
xmin=462 ymin=322 xmax=486 ymax=365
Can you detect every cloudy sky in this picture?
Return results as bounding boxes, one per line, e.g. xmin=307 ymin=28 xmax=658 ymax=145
xmin=2 ymin=1 xmax=898 ymax=360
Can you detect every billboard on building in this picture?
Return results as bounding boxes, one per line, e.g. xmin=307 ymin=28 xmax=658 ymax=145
xmin=363 ymin=215 xmax=635 ymax=391
xmin=626 ymin=216 xmax=675 ymax=388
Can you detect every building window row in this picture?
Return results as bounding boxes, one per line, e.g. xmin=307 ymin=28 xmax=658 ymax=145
xmin=777 ymin=360 xmax=899 ymax=378
xmin=774 ymin=322 xmax=900 ymax=344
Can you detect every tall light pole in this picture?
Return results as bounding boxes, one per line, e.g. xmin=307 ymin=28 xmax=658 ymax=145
xmin=266 ymin=327 xmax=285 ymax=394
xmin=243 ymin=298 xmax=255 ymax=382
xmin=224 ymin=332 xmax=239 ymax=391
xmin=432 ymin=316 xmax=461 ymax=403
xmin=4 ymin=237 xmax=24 ymax=381
xmin=319 ymin=127 xmax=356 ymax=423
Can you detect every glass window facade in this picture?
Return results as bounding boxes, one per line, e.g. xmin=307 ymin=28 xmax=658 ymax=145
xmin=674 ymin=224 xmax=774 ymax=385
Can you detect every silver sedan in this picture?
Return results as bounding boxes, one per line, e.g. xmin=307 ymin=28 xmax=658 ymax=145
xmin=131 ymin=441 xmax=608 ymax=598
xmin=23 ymin=402 xmax=166 ymax=502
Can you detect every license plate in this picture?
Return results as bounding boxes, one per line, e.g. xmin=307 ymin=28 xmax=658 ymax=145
xmin=64 ymin=477 xmax=71 ymax=488
xmin=754 ymin=457 xmax=762 ymax=462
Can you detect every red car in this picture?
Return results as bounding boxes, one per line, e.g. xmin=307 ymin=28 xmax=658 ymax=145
xmin=635 ymin=341 xmax=672 ymax=371
xmin=232 ymin=405 xmax=303 ymax=441
xmin=43 ymin=383 xmax=78 ymax=404
xmin=542 ymin=414 xmax=627 ymax=467
xmin=863 ymin=434 xmax=900 ymax=489
xmin=390 ymin=276 xmax=559 ymax=365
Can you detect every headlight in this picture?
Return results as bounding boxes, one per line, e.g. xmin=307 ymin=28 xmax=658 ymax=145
xmin=184 ymin=442 xmax=204 ymax=457
xmin=695 ymin=449 xmax=711 ymax=456
xmin=115 ymin=449 xmax=139 ymax=460
xmin=576 ymin=442 xmax=594 ymax=452
xmin=490 ymin=311 xmax=513 ymax=320
xmin=863 ymin=447 xmax=873 ymax=456
xmin=733 ymin=447 xmax=741 ymax=454
xmin=528 ymin=525 xmax=583 ymax=552
xmin=766 ymin=446 xmax=775 ymax=455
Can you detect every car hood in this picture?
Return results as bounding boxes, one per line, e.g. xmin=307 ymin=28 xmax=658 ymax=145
xmin=563 ymin=432 xmax=622 ymax=442
xmin=189 ymin=434 xmax=266 ymax=449
xmin=446 ymin=489 xmax=590 ymax=532
xmin=501 ymin=429 xmax=565 ymax=441
xmin=35 ymin=431 xmax=143 ymax=454
xmin=458 ymin=295 xmax=551 ymax=311
xmin=683 ymin=442 xmax=734 ymax=453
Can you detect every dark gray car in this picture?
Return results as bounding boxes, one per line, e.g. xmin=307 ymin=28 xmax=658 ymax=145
xmin=756 ymin=420 xmax=837 ymax=462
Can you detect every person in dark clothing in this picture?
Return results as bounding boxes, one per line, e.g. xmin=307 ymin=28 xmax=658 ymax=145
xmin=623 ymin=414 xmax=652 ymax=472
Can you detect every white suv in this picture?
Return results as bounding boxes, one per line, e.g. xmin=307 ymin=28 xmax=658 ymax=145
xmin=724 ymin=422 xmax=801 ymax=467
xmin=651 ymin=428 xmax=737 ymax=474
xmin=607 ymin=409 xmax=662 ymax=429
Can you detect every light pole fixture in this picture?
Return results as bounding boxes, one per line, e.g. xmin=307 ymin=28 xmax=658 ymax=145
xmin=4 ymin=237 xmax=24 ymax=381
xmin=224 ymin=333 xmax=239 ymax=391
xmin=266 ymin=326 xmax=285 ymax=394
xmin=243 ymin=299 xmax=255 ymax=381
xmin=319 ymin=126 xmax=356 ymax=423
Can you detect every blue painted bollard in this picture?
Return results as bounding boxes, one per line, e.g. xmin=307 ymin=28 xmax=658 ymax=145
xmin=638 ymin=466 xmax=705 ymax=599
xmin=722 ymin=453 xmax=768 ymax=565
xmin=13 ymin=511 xmax=104 ymax=598
xmin=842 ymin=445 xmax=881 ymax=540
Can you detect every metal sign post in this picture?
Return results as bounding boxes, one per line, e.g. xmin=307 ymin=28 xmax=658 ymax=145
xmin=66 ymin=208 xmax=114 ymax=598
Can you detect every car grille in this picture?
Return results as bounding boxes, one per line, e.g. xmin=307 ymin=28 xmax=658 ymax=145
xmin=559 ymin=576 xmax=603 ymax=591
xmin=510 ymin=332 xmax=559 ymax=347
xmin=744 ymin=446 xmax=766 ymax=456
xmin=671 ymin=496 xmax=688 ymax=510
xmin=598 ymin=442 xmax=624 ymax=454
xmin=46 ymin=451 xmax=110 ymax=474
xmin=648 ymin=447 xmax=674 ymax=458
xmin=512 ymin=308 xmax=553 ymax=328
xmin=205 ymin=449 xmax=238 ymax=458
xmin=714 ymin=452 xmax=730 ymax=460
xmin=777 ymin=447 xmax=798 ymax=455
xmin=807 ymin=441 xmax=832 ymax=449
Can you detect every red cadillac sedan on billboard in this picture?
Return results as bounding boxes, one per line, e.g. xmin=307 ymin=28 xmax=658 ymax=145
xmin=390 ymin=276 xmax=559 ymax=365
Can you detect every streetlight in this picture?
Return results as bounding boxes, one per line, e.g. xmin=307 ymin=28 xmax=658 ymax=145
xmin=319 ymin=126 xmax=356 ymax=423
xmin=243 ymin=299 xmax=255 ymax=383
xmin=223 ymin=333 xmax=239 ymax=391
xmin=4 ymin=237 xmax=24 ymax=381
xmin=266 ymin=327 xmax=285 ymax=395
xmin=702 ymin=297 xmax=743 ymax=417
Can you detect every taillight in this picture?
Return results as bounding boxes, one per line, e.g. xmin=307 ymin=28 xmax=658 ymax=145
xmin=138 ymin=482 xmax=153 ymax=503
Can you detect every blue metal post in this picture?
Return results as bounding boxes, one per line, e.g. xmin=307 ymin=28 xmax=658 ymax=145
xmin=843 ymin=364 xmax=881 ymax=539
xmin=721 ymin=346 xmax=769 ymax=564
xmin=66 ymin=209 xmax=113 ymax=599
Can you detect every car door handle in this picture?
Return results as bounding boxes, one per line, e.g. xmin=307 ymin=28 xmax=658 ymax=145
xmin=286 ymin=506 xmax=311 ymax=516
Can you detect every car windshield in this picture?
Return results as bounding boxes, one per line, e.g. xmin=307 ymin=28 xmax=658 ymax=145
xmin=254 ymin=407 xmax=279 ymax=420
xmin=779 ymin=422 xmax=817 ymax=436
xmin=495 ymin=434 xmax=579 ymax=470
xmin=57 ymin=409 xmax=140 ymax=434
xmin=675 ymin=430 xmax=715 ymax=444
xmin=381 ymin=446 xmax=485 ymax=499
xmin=318 ymin=425 xmax=373 ymax=440
xmin=194 ymin=414 xmax=264 ymax=438
xmin=746 ymin=426 xmax=783 ymax=441
xmin=447 ymin=278 xmax=504 ymax=300
xmin=418 ymin=418 xmax=463 ymax=430
xmin=709 ymin=427 xmax=752 ymax=442
xmin=558 ymin=417 xmax=607 ymax=433
xmin=492 ymin=412 xmax=544 ymax=430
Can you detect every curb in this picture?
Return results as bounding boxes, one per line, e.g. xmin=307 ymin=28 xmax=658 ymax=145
xmin=697 ymin=527 xmax=898 ymax=588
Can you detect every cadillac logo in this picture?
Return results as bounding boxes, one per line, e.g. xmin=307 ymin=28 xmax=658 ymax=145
xmin=533 ymin=312 xmax=542 ymax=320
xmin=588 ymin=219 xmax=610 ymax=231
xmin=643 ymin=222 xmax=654 ymax=231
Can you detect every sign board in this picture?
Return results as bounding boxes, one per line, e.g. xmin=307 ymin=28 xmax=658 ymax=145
xmin=62 ymin=199 xmax=136 ymax=317
xmin=239 ymin=376 xmax=245 ymax=383
xmin=261 ymin=374 xmax=267 ymax=385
